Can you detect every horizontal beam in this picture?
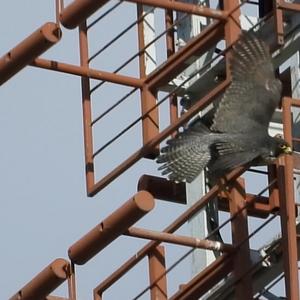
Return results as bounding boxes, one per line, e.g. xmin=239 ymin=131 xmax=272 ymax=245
xmin=31 ymin=58 xmax=144 ymax=88
xmin=277 ymin=0 xmax=300 ymax=12
xmin=124 ymin=227 xmax=234 ymax=252
xmin=125 ymin=0 xmax=227 ymax=20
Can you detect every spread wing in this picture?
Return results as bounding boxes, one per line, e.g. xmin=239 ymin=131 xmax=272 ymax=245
xmin=209 ymin=140 xmax=260 ymax=175
xmin=211 ymin=33 xmax=282 ymax=133
xmin=157 ymin=122 xmax=212 ymax=183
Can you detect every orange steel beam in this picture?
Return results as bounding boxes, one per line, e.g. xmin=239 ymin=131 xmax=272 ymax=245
xmin=31 ymin=58 xmax=144 ymax=88
xmin=60 ymin=0 xmax=110 ymax=29
xmin=136 ymin=4 xmax=159 ymax=157
xmin=279 ymin=97 xmax=300 ymax=299
xmin=126 ymin=0 xmax=227 ymax=20
xmin=229 ymin=178 xmax=253 ymax=299
xmin=67 ymin=263 xmax=77 ymax=300
xmin=9 ymin=258 xmax=70 ymax=300
xmin=145 ymin=20 xmax=224 ymax=90
xmin=274 ymin=0 xmax=284 ymax=45
xmin=124 ymin=226 xmax=234 ymax=252
xmin=169 ymin=253 xmax=234 ymax=300
xmin=0 ymin=22 xmax=61 ymax=86
xmin=267 ymin=165 xmax=280 ymax=209
xmin=139 ymin=87 xmax=159 ymax=158
xmin=79 ymin=22 xmax=95 ymax=193
xmin=277 ymin=0 xmax=300 ymax=12
xmin=93 ymin=167 xmax=245 ymax=297
xmin=148 ymin=246 xmax=168 ymax=300
xmin=137 ymin=174 xmax=277 ymax=217
xmin=219 ymin=190 xmax=276 ymax=217
xmin=60 ymin=0 xmax=227 ymax=30
xmin=223 ymin=0 xmax=241 ymax=45
xmin=68 ymin=191 xmax=154 ymax=265
xmin=165 ymin=3 xmax=178 ymax=137
xmin=138 ymin=174 xmax=186 ymax=204
xmin=88 ymin=77 xmax=230 ymax=196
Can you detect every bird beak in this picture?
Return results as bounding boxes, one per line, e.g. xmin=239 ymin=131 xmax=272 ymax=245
xmin=283 ymin=145 xmax=293 ymax=155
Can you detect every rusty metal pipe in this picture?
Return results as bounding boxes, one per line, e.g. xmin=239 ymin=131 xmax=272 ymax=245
xmin=126 ymin=0 xmax=227 ymax=20
xmin=78 ymin=21 xmax=95 ymax=196
xmin=279 ymin=97 xmax=300 ymax=299
xmin=0 ymin=22 xmax=61 ymax=85
xmin=9 ymin=258 xmax=69 ymax=300
xmin=60 ymin=0 xmax=110 ymax=29
xmin=31 ymin=58 xmax=144 ymax=88
xmin=68 ymin=191 xmax=155 ymax=265
xmin=138 ymin=175 xmax=186 ymax=204
xmin=277 ymin=0 xmax=300 ymax=12
xmin=148 ymin=246 xmax=168 ymax=300
xmin=124 ymin=227 xmax=234 ymax=252
xmin=169 ymin=254 xmax=234 ymax=300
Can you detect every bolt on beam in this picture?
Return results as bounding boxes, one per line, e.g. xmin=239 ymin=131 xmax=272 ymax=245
xmin=9 ymin=258 xmax=70 ymax=300
xmin=68 ymin=191 xmax=155 ymax=265
xmin=0 ymin=22 xmax=61 ymax=85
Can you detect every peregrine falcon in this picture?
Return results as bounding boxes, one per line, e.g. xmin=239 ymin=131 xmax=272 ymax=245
xmin=157 ymin=33 xmax=292 ymax=183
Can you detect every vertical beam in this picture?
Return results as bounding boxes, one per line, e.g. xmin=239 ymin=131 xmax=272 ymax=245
xmin=148 ymin=246 xmax=168 ymax=300
xmin=279 ymin=97 xmax=300 ymax=300
xmin=67 ymin=263 xmax=77 ymax=300
xmin=267 ymin=165 xmax=280 ymax=209
xmin=165 ymin=2 xmax=178 ymax=136
xmin=229 ymin=178 xmax=253 ymax=299
xmin=223 ymin=7 xmax=245 ymax=294
xmin=137 ymin=4 xmax=159 ymax=158
xmin=78 ymin=22 xmax=95 ymax=193
xmin=290 ymin=52 xmax=300 ymax=205
xmin=223 ymin=0 xmax=241 ymax=53
xmin=274 ymin=0 xmax=284 ymax=45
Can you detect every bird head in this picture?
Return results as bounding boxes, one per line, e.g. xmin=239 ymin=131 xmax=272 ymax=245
xmin=272 ymin=135 xmax=292 ymax=157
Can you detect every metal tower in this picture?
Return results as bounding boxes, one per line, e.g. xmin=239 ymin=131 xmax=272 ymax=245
xmin=2 ymin=1 xmax=300 ymax=299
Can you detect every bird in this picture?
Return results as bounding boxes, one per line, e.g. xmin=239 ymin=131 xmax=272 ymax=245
xmin=157 ymin=33 xmax=292 ymax=183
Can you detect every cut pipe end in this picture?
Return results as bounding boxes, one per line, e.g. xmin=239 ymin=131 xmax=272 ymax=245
xmin=0 ymin=22 xmax=62 ymax=86
xmin=41 ymin=22 xmax=62 ymax=43
xmin=9 ymin=258 xmax=69 ymax=300
xmin=133 ymin=190 xmax=155 ymax=213
xmin=50 ymin=258 xmax=70 ymax=279
xmin=68 ymin=191 xmax=155 ymax=265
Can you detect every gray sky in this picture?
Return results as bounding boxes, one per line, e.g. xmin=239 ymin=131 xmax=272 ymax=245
xmin=0 ymin=1 xmax=288 ymax=299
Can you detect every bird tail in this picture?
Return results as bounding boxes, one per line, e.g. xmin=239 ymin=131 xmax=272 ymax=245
xmin=157 ymin=122 xmax=212 ymax=183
